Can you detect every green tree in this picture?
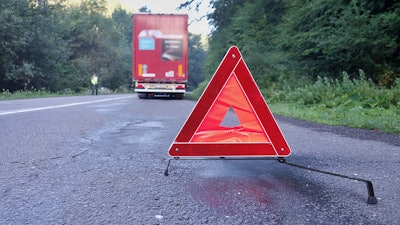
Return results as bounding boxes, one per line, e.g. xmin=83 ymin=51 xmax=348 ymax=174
xmin=188 ymin=33 xmax=206 ymax=91
xmin=0 ymin=0 xmax=32 ymax=91
xmin=204 ymin=0 xmax=245 ymax=78
xmin=205 ymin=0 xmax=288 ymax=88
xmin=27 ymin=1 xmax=70 ymax=91
xmin=278 ymin=0 xmax=400 ymax=85
xmin=229 ymin=0 xmax=286 ymax=87
xmin=203 ymin=0 xmax=400 ymax=90
xmin=59 ymin=0 xmax=132 ymax=91
xmin=139 ymin=6 xmax=151 ymax=13
xmin=104 ymin=7 xmax=132 ymax=90
xmin=0 ymin=0 xmax=70 ymax=92
xmin=0 ymin=0 xmax=133 ymax=93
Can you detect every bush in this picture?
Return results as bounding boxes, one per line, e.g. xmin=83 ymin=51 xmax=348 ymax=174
xmin=1 ymin=88 xmax=56 ymax=100
xmin=264 ymin=71 xmax=399 ymax=133
xmin=274 ymin=71 xmax=398 ymax=110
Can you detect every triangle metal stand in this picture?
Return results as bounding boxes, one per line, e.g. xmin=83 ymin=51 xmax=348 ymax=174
xmin=164 ymin=157 xmax=377 ymax=205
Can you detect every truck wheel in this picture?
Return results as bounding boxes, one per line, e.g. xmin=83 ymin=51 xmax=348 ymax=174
xmin=173 ymin=94 xmax=184 ymax=99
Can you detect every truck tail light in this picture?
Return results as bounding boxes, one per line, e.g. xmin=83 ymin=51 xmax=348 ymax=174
xmin=176 ymin=85 xmax=185 ymax=90
xmin=136 ymin=84 xmax=145 ymax=89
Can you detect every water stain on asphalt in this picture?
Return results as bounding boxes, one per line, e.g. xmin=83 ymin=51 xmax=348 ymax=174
xmin=184 ymin=160 xmax=298 ymax=216
xmin=132 ymin=120 xmax=165 ymax=128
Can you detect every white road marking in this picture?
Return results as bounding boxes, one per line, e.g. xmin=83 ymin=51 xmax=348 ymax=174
xmin=0 ymin=96 xmax=133 ymax=116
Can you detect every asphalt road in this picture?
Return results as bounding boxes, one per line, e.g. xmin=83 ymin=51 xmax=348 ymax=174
xmin=0 ymin=94 xmax=399 ymax=224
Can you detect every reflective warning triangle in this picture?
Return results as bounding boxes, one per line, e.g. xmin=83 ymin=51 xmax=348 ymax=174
xmin=169 ymin=46 xmax=291 ymax=157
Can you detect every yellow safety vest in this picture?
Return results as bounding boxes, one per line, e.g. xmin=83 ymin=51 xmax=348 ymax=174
xmin=91 ymin=76 xmax=98 ymax=85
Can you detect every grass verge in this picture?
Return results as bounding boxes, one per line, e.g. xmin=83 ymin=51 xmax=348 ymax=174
xmin=269 ymin=103 xmax=400 ymax=134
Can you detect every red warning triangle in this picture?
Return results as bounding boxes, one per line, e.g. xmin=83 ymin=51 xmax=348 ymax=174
xmin=169 ymin=46 xmax=291 ymax=157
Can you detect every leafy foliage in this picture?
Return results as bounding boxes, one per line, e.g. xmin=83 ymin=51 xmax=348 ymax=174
xmin=188 ymin=33 xmax=206 ymax=91
xmin=0 ymin=0 xmax=208 ymax=94
xmin=263 ymin=71 xmax=400 ymax=133
xmin=270 ymin=71 xmax=399 ymax=110
xmin=0 ymin=0 xmax=132 ymax=93
xmin=0 ymin=0 xmax=67 ymax=91
xmin=205 ymin=0 xmax=400 ymax=88
xmin=184 ymin=0 xmax=400 ymax=133
xmin=279 ymin=0 xmax=400 ymax=85
xmin=59 ymin=1 xmax=132 ymax=91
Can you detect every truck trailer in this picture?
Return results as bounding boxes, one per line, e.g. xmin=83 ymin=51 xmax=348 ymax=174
xmin=132 ymin=13 xmax=188 ymax=99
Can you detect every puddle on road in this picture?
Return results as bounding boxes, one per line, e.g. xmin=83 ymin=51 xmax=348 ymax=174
xmin=113 ymin=120 xmax=166 ymax=145
xmin=90 ymin=102 xmax=125 ymax=114
xmin=83 ymin=120 xmax=165 ymax=144
xmin=181 ymin=160 xmax=300 ymax=216
xmin=132 ymin=120 xmax=165 ymax=128
xmin=95 ymin=108 xmax=117 ymax=113
xmin=186 ymin=176 xmax=282 ymax=218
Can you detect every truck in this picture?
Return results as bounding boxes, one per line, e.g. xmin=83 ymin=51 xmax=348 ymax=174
xmin=132 ymin=13 xmax=189 ymax=99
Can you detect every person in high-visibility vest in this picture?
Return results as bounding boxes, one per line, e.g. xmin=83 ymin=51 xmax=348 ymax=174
xmin=91 ymin=72 xmax=98 ymax=95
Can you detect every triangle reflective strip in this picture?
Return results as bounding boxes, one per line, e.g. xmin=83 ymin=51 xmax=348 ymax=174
xmin=169 ymin=46 xmax=291 ymax=157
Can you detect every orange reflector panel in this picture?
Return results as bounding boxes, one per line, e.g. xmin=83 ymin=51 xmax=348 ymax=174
xmin=138 ymin=64 xmax=143 ymax=77
xmin=178 ymin=64 xmax=183 ymax=77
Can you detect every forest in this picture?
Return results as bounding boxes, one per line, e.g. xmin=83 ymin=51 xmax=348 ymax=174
xmin=1 ymin=0 xmax=399 ymax=93
xmin=1 ymin=0 xmax=399 ymax=132
xmin=192 ymin=0 xmax=399 ymax=133
xmin=0 ymin=0 xmax=131 ymax=93
xmin=1 ymin=0 xmax=399 ymax=129
xmin=203 ymin=0 xmax=399 ymax=88
xmin=0 ymin=0 xmax=206 ymax=93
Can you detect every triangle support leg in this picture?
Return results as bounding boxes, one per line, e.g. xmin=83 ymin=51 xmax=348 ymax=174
xmin=277 ymin=157 xmax=378 ymax=205
xmin=164 ymin=158 xmax=174 ymax=176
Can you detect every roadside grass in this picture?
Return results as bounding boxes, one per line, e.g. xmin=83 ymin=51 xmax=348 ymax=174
xmin=1 ymin=86 xmax=131 ymax=100
xmin=268 ymin=103 xmax=400 ymax=134
xmin=187 ymin=73 xmax=400 ymax=134
xmin=1 ymin=88 xmax=60 ymax=100
xmin=265 ymin=73 xmax=400 ymax=134
xmin=3 ymin=76 xmax=399 ymax=134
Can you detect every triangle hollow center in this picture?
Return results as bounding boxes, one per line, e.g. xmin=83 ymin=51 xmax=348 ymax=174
xmin=191 ymin=74 xmax=270 ymax=143
xmin=220 ymin=106 xmax=241 ymax=128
